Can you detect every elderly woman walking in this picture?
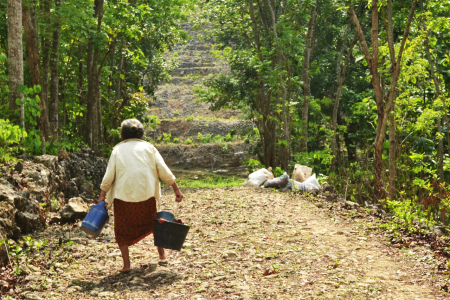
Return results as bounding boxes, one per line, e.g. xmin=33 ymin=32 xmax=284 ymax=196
xmin=97 ymin=119 xmax=183 ymax=273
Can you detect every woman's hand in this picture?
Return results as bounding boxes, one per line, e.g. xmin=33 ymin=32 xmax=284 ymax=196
xmin=172 ymin=182 xmax=183 ymax=203
xmin=97 ymin=190 xmax=107 ymax=208
xmin=175 ymin=189 xmax=184 ymax=202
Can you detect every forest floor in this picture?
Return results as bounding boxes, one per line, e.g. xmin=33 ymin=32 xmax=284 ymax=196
xmin=5 ymin=187 xmax=450 ymax=300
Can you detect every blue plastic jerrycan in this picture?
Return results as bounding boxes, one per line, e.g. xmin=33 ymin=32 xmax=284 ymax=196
xmin=81 ymin=201 xmax=110 ymax=237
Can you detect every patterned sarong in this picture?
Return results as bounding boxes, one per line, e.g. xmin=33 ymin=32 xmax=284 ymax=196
xmin=113 ymin=197 xmax=157 ymax=247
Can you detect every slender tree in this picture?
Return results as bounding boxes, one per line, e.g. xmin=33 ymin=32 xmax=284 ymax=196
xmin=49 ymin=0 xmax=61 ymax=141
xmin=349 ymin=0 xmax=418 ymax=201
xmin=22 ymin=0 xmax=51 ymax=142
xmin=7 ymin=0 xmax=24 ymax=129
xmin=300 ymin=4 xmax=317 ymax=153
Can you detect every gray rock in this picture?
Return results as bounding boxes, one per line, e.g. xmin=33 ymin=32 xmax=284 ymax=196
xmin=344 ymin=201 xmax=359 ymax=209
xmin=33 ymin=155 xmax=58 ymax=170
xmin=98 ymin=291 xmax=114 ymax=297
xmin=48 ymin=212 xmax=62 ymax=224
xmin=0 ymin=184 xmax=20 ymax=205
xmin=27 ymin=171 xmax=41 ymax=182
xmin=223 ymin=250 xmax=238 ymax=259
xmin=80 ymin=182 xmax=94 ymax=198
xmin=14 ymin=161 xmax=23 ymax=173
xmin=0 ymin=279 xmax=8 ymax=287
xmin=432 ymin=226 xmax=449 ymax=236
xmin=321 ymin=184 xmax=336 ymax=193
xmin=25 ymin=293 xmax=43 ymax=300
xmin=25 ymin=274 xmax=42 ymax=281
xmin=13 ymin=196 xmax=44 ymax=233
xmin=90 ymin=290 xmax=99 ymax=297
xmin=60 ymin=197 xmax=88 ymax=221
xmin=16 ymin=212 xmax=44 ymax=233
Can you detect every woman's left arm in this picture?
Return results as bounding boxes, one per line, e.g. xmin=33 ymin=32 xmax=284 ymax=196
xmin=154 ymin=149 xmax=183 ymax=202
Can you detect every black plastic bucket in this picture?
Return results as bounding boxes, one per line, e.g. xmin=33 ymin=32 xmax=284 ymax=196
xmin=154 ymin=211 xmax=190 ymax=251
xmin=156 ymin=211 xmax=176 ymax=223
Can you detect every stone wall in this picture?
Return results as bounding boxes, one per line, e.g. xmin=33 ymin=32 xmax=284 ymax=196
xmin=0 ymin=148 xmax=108 ymax=264
xmin=156 ymin=142 xmax=250 ymax=170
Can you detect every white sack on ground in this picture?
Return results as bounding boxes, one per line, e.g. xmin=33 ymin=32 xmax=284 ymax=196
xmin=243 ymin=168 xmax=272 ymax=187
xmin=292 ymin=173 xmax=320 ymax=192
xmin=292 ymin=164 xmax=312 ymax=183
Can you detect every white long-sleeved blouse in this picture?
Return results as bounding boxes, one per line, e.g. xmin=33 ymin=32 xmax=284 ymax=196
xmin=100 ymin=139 xmax=175 ymax=209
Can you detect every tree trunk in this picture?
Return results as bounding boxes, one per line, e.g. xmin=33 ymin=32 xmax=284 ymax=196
xmin=77 ymin=43 xmax=84 ymax=136
xmin=40 ymin=0 xmax=50 ymax=116
xmin=22 ymin=0 xmax=50 ymax=141
xmin=261 ymin=117 xmax=276 ymax=169
xmin=265 ymin=0 xmax=289 ymax=171
xmin=300 ymin=5 xmax=317 ymax=153
xmin=86 ymin=0 xmax=104 ymax=153
xmin=86 ymin=42 xmax=94 ymax=146
xmin=49 ymin=0 xmax=61 ymax=141
xmin=350 ymin=0 xmax=417 ymax=202
xmin=331 ymin=30 xmax=358 ymax=172
xmin=421 ymin=0 xmax=444 ymax=183
xmin=389 ymin=102 xmax=396 ymax=200
xmin=111 ymin=53 xmax=124 ymax=130
xmin=7 ymin=0 xmax=24 ymax=128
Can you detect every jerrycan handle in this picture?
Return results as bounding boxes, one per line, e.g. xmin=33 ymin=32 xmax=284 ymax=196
xmin=94 ymin=201 xmax=108 ymax=212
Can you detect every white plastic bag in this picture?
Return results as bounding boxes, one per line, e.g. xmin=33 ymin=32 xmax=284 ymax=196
xmin=243 ymin=168 xmax=271 ymax=187
xmin=292 ymin=173 xmax=320 ymax=192
xmin=292 ymin=164 xmax=312 ymax=183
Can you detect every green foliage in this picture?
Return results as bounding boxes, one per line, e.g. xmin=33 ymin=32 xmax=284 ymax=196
xmin=244 ymin=159 xmax=265 ymax=173
xmin=0 ymin=119 xmax=26 ymax=163
xmin=177 ymin=175 xmax=243 ymax=188
xmin=293 ymin=150 xmax=333 ymax=175
xmin=221 ymin=143 xmax=228 ymax=154
xmin=380 ymin=198 xmax=437 ymax=234
xmin=273 ymin=167 xmax=284 ymax=178
xmin=159 ymin=133 xmax=172 ymax=143
xmin=197 ymin=132 xmax=213 ymax=143
xmin=185 ymin=115 xmax=194 ymax=121
xmin=144 ymin=115 xmax=161 ymax=130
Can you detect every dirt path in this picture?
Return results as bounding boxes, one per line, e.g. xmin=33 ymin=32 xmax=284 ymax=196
xmin=15 ymin=188 xmax=449 ymax=299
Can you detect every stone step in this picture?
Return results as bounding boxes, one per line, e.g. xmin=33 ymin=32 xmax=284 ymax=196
xmin=178 ymin=61 xmax=215 ymax=68
xmin=171 ymin=67 xmax=224 ymax=76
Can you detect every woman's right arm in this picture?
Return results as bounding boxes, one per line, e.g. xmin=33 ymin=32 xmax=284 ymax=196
xmin=97 ymin=150 xmax=116 ymax=204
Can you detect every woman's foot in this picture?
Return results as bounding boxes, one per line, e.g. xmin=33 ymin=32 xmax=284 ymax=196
xmin=157 ymin=246 xmax=165 ymax=259
xmin=119 ymin=267 xmax=131 ymax=273
xmin=119 ymin=244 xmax=131 ymax=273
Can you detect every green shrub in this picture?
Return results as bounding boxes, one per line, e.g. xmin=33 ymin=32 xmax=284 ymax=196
xmin=144 ymin=114 xmax=161 ymax=130
xmin=221 ymin=143 xmax=229 ymax=154
xmin=162 ymin=133 xmax=172 ymax=143
xmin=293 ymin=149 xmax=333 ymax=175
xmin=198 ymin=132 xmax=213 ymax=143
xmin=0 ymin=119 xmax=26 ymax=163
xmin=185 ymin=115 xmax=194 ymax=121
xmin=244 ymin=159 xmax=265 ymax=173
xmin=184 ymin=138 xmax=194 ymax=144
xmin=173 ymin=137 xmax=180 ymax=143
xmin=273 ymin=167 xmax=284 ymax=177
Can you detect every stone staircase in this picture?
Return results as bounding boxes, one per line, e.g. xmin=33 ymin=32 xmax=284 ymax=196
xmin=147 ymin=23 xmax=254 ymax=173
xmin=148 ymin=23 xmax=237 ymax=120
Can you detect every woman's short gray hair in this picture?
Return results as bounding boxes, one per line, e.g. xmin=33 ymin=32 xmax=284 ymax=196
xmin=121 ymin=119 xmax=144 ymax=139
